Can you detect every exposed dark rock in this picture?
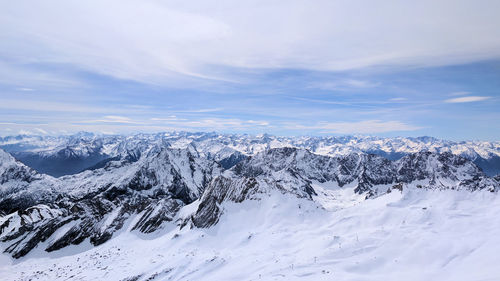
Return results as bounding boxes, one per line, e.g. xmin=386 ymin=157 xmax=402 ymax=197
xmin=132 ymin=199 xmax=182 ymax=233
xmin=192 ymin=177 xmax=259 ymax=228
xmin=218 ymin=153 xmax=247 ymax=170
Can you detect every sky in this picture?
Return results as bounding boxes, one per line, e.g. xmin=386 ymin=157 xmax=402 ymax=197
xmin=0 ymin=0 xmax=499 ymax=140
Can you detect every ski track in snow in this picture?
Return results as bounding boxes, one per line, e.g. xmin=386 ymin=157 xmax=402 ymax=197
xmin=1 ymin=188 xmax=499 ymax=281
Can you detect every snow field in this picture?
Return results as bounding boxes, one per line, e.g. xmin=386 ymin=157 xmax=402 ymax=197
xmin=2 ymin=186 xmax=499 ymax=281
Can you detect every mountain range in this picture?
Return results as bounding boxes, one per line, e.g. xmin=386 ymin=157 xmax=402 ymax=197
xmin=1 ymin=132 xmax=500 ymax=177
xmin=1 ymin=132 xmax=499 ymax=280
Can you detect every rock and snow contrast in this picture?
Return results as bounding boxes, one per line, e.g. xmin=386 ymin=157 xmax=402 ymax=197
xmin=1 ymin=132 xmax=499 ymax=280
xmin=2 ymin=132 xmax=500 ymax=177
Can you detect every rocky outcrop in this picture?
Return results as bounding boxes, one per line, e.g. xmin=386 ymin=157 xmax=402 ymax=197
xmin=192 ymin=176 xmax=259 ymax=228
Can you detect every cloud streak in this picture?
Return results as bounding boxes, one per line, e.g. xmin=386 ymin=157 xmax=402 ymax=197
xmin=286 ymin=120 xmax=423 ymax=134
xmin=77 ymin=116 xmax=143 ymax=124
xmin=445 ymin=96 xmax=491 ymax=103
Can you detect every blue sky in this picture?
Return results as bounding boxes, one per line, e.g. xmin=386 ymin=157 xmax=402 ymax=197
xmin=1 ymin=0 xmax=499 ymax=140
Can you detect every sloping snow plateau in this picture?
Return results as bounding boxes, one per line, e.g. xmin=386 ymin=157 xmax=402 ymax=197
xmin=1 ymin=188 xmax=499 ymax=281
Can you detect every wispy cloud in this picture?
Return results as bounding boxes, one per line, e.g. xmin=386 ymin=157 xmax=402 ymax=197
xmin=171 ymin=118 xmax=270 ymax=130
xmin=0 ymin=99 xmax=114 ymax=113
xmin=172 ymin=108 xmax=223 ymax=113
xmin=150 ymin=116 xmax=182 ymax=121
xmin=388 ymin=97 xmax=407 ymax=102
xmin=16 ymin=87 xmax=35 ymax=91
xmin=2 ymin=1 xmax=500 ymax=85
xmin=344 ymin=79 xmax=380 ymax=88
xmin=292 ymin=97 xmax=352 ymax=106
xmin=0 ymin=60 xmax=83 ymax=89
xmin=286 ymin=120 xmax=423 ymax=134
xmin=78 ymin=115 xmax=142 ymax=124
xmin=445 ymin=96 xmax=491 ymax=103
xmin=309 ymin=79 xmax=380 ymax=91
xmin=102 ymin=116 xmax=132 ymax=123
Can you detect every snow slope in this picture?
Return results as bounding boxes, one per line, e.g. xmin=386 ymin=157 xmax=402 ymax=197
xmin=1 ymin=188 xmax=499 ymax=281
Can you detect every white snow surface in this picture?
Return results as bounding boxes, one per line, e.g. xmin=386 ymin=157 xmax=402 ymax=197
xmin=1 ymin=187 xmax=499 ymax=281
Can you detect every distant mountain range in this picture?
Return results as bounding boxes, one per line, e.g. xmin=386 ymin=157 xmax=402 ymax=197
xmin=1 ymin=132 xmax=499 ymax=177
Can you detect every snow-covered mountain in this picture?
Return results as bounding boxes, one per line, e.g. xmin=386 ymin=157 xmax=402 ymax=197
xmin=1 ymin=133 xmax=500 ymax=280
xmin=0 ymin=144 xmax=222 ymax=258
